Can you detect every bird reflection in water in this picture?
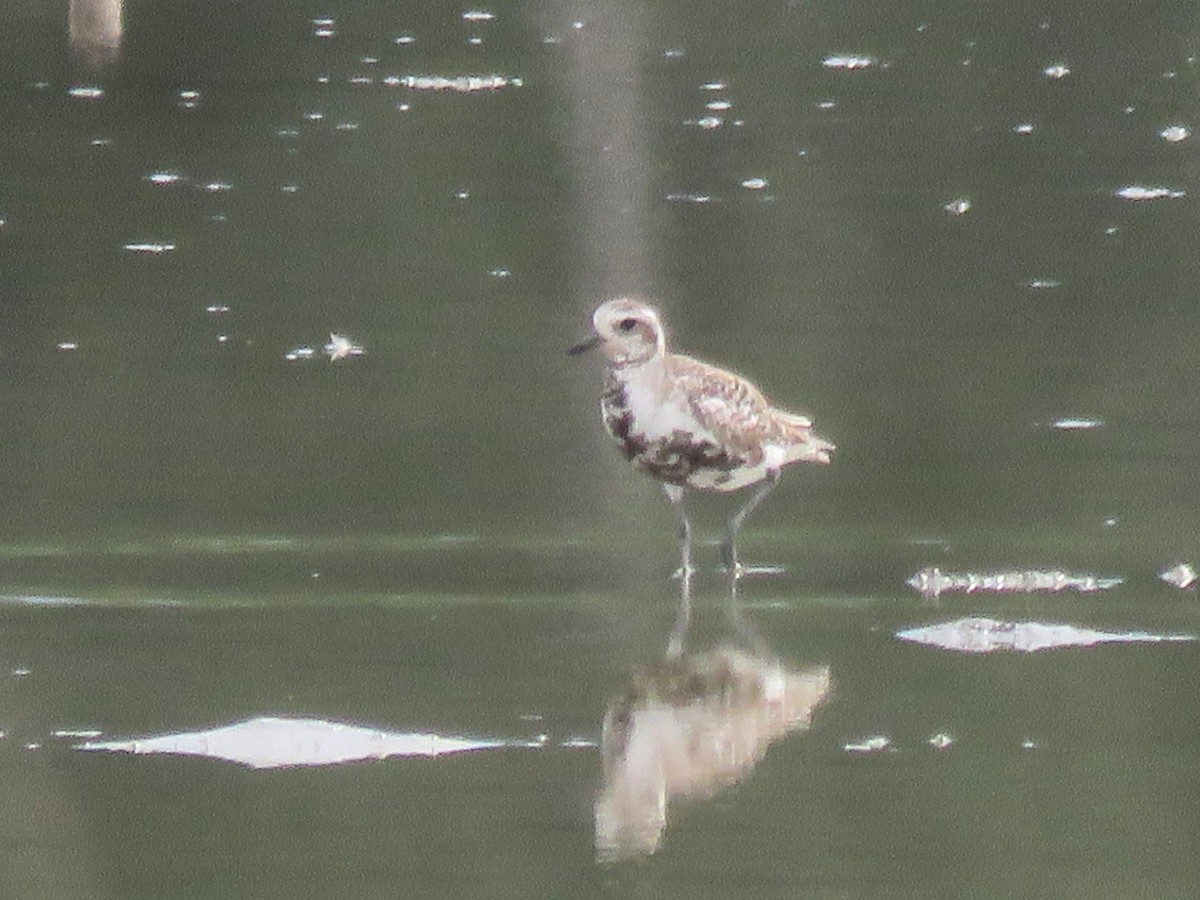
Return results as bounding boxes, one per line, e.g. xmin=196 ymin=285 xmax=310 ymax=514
xmin=595 ymin=599 xmax=831 ymax=862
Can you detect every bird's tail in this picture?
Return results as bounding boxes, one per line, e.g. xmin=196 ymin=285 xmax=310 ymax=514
xmin=777 ymin=412 xmax=835 ymax=464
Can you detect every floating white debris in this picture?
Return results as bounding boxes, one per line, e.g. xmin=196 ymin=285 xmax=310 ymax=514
xmin=488 ymin=267 xmax=511 ymax=278
xmin=1159 ymin=125 xmax=1190 ymax=143
xmin=325 ymin=333 xmax=365 ymax=361
xmin=303 ymin=111 xmax=324 ymax=121
xmin=1115 ymin=185 xmax=1185 ymax=201
xmin=1020 ymin=738 xmax=1040 ymax=750
xmin=1027 ymin=278 xmax=1061 ymax=289
xmin=205 ymin=304 xmax=230 ymax=315
xmin=844 ymin=735 xmax=892 ymax=754
xmin=1013 ymin=122 xmax=1035 ymax=135
xmin=124 ymin=242 xmax=176 ymax=254
xmin=68 ymin=85 xmax=105 ymax=99
xmin=906 ymin=567 xmax=1122 ymax=601
xmin=816 ymin=99 xmax=837 ymax=109
xmin=740 ymin=177 xmax=769 ymax=190
xmin=1160 ymin=562 xmax=1197 ymax=590
xmin=396 ymin=74 xmax=520 ymax=92
xmin=467 ymin=36 xmax=483 ymax=46
xmin=1043 ymin=63 xmax=1070 ymax=79
xmin=663 ymin=48 xmax=685 ymax=58
xmin=823 ymin=54 xmax=876 ymax=70
xmin=462 ymin=10 xmax=494 ymax=21
xmin=280 ymin=184 xmax=299 ymax=193
xmin=928 ymin=732 xmax=955 ymax=750
xmin=285 ymin=346 xmax=317 ymax=362
xmin=56 ymin=341 xmax=79 ymax=352
xmin=77 ymin=717 xmax=509 ymax=768
xmin=145 ymin=171 xmax=183 ymax=186
xmin=1050 ymin=416 xmax=1104 ymax=430
xmin=944 ymin=197 xmax=971 ymax=216
xmin=90 ymin=137 xmax=112 ymax=147
xmin=896 ymin=617 xmax=1195 ymax=653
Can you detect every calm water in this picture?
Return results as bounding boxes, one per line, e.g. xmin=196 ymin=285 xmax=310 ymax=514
xmin=2 ymin=0 xmax=1200 ymax=896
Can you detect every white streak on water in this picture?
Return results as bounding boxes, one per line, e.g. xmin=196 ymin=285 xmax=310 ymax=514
xmin=897 ymin=617 xmax=1195 ymax=653
xmin=823 ymin=54 xmax=876 ymax=70
xmin=76 ymin=717 xmax=512 ymax=768
xmin=1115 ymin=185 xmax=1185 ymax=200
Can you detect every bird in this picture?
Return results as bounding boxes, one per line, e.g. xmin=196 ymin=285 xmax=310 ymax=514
xmin=568 ymin=297 xmax=834 ymax=612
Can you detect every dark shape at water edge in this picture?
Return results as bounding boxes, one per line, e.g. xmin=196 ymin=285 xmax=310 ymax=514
xmin=594 ymin=648 xmax=831 ymax=863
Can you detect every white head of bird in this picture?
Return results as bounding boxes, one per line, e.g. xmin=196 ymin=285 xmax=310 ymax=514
xmin=568 ymin=298 xmax=666 ymax=367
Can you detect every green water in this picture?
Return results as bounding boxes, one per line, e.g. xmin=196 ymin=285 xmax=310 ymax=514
xmin=2 ymin=0 xmax=1200 ymax=896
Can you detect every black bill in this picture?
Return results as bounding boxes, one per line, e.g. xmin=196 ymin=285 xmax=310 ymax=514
xmin=566 ymin=334 xmax=601 ymax=356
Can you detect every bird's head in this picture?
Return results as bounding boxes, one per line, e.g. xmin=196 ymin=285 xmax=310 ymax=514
xmin=568 ymin=298 xmax=666 ymax=366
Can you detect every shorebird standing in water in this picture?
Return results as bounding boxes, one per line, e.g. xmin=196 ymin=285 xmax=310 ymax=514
xmin=569 ymin=298 xmax=833 ymax=640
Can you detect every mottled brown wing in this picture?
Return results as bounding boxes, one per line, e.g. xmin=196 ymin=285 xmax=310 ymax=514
xmin=667 ymin=354 xmax=780 ymax=461
xmin=669 ymin=353 xmax=833 ymax=463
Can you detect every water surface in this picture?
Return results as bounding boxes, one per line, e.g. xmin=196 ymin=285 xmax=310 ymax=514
xmin=2 ymin=0 xmax=1200 ymax=896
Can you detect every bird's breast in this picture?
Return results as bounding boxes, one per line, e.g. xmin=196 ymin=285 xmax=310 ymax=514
xmin=600 ymin=370 xmax=750 ymax=488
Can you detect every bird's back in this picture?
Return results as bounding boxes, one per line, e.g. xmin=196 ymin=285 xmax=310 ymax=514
xmin=667 ymin=353 xmax=833 ymax=466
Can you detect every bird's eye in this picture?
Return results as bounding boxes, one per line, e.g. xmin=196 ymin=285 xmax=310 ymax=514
xmin=617 ymin=318 xmax=638 ymax=333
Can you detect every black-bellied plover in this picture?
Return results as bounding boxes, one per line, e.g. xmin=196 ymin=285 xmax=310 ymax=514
xmin=569 ymin=298 xmax=834 ymax=601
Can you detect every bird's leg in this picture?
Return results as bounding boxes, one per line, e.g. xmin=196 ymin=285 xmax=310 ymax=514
xmin=664 ymin=484 xmax=692 ymax=658
xmin=720 ymin=469 xmax=781 ymax=580
xmin=725 ymin=559 xmax=771 ymax=657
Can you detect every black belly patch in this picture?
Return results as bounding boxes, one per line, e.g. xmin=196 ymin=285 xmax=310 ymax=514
xmin=601 ymin=379 xmax=742 ymax=486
